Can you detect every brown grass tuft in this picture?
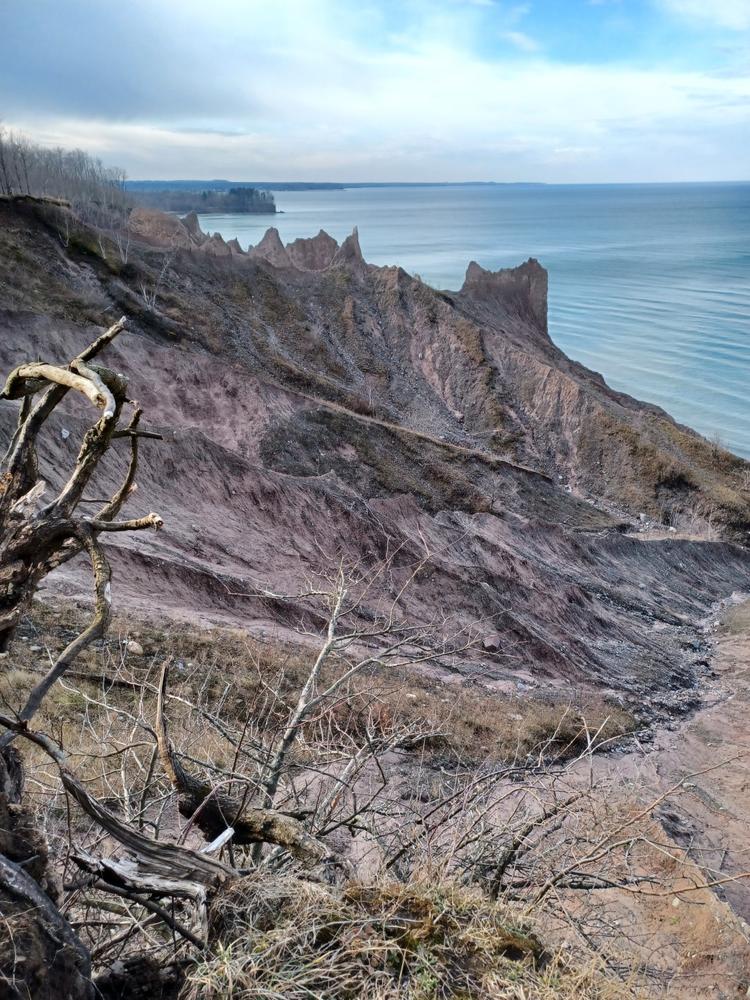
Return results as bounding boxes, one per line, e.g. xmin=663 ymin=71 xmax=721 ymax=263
xmin=187 ymin=874 xmax=632 ymax=999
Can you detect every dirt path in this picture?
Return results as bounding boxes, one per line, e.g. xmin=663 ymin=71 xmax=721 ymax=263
xmin=579 ymin=596 xmax=750 ymax=997
xmin=613 ymin=595 xmax=750 ymax=920
xmin=646 ymin=598 xmax=750 ymax=922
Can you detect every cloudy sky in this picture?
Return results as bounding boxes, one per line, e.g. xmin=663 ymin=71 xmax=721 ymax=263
xmin=2 ymin=0 xmax=749 ymax=182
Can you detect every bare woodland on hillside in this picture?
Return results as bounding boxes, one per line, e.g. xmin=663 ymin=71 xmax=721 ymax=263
xmin=0 ymin=127 xmax=130 ymax=227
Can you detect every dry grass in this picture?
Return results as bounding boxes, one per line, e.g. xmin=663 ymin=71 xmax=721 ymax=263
xmin=0 ymin=601 xmax=642 ymax=999
xmin=589 ymin=411 xmax=750 ymax=534
xmin=1 ymin=599 xmax=636 ymax=772
xmin=187 ymin=875 xmax=634 ymax=999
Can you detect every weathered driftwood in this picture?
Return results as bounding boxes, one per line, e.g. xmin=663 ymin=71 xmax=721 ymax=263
xmin=0 ymin=745 xmax=93 ymax=1000
xmin=0 ymin=713 xmax=233 ymax=890
xmin=156 ymin=663 xmax=335 ymax=865
xmin=0 ymin=322 xmax=172 ymax=994
xmin=0 ymin=318 xmax=163 ymax=740
xmin=0 ymin=851 xmax=94 ymax=1000
xmin=0 ymin=712 xmax=235 ymax=958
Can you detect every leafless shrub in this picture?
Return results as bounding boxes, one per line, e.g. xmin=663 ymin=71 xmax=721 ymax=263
xmin=139 ymin=252 xmax=173 ymax=311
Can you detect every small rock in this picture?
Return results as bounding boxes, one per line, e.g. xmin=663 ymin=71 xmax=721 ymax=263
xmin=61 ymin=428 xmax=70 ymax=440
xmin=29 ymin=645 xmax=42 ymax=652
xmin=639 ymin=513 xmax=647 ymax=522
xmin=0 ymin=652 xmax=7 ymax=660
xmin=668 ymin=526 xmax=677 ymax=533
xmin=672 ymin=897 xmax=681 ymax=908
xmin=126 ymin=639 xmax=144 ymax=656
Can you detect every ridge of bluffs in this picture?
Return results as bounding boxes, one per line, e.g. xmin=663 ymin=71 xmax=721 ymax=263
xmin=1 ymin=195 xmax=749 ymax=718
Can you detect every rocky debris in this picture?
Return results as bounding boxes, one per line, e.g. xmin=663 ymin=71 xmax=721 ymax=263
xmin=249 ymin=226 xmax=291 ymax=268
xmin=286 ymin=230 xmax=339 ymax=270
xmin=180 ymin=211 xmax=208 ymax=245
xmin=0 ymin=198 xmax=749 ymax=708
xmin=127 ymin=206 xmax=195 ymax=249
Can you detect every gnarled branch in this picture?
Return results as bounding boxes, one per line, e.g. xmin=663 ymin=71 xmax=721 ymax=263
xmin=156 ymin=664 xmax=336 ymax=866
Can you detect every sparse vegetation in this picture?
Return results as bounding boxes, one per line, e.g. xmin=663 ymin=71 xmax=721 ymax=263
xmin=188 ymin=876 xmax=629 ymax=999
xmin=0 ymin=325 xmax=643 ymax=997
xmin=0 ymin=126 xmax=130 ymax=228
xmin=0 ymin=595 xmax=651 ymax=999
xmin=2 ymin=600 xmax=635 ymax=772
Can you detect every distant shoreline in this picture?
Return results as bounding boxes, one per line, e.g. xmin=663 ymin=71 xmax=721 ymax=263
xmin=125 ymin=179 xmax=749 ymax=192
xmin=125 ymin=180 xmax=546 ymax=193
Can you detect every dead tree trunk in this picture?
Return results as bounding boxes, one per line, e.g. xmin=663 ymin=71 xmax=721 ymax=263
xmin=0 ymin=319 xmax=164 ymax=996
xmin=0 ymin=318 xmax=163 ymax=742
xmin=155 ymin=663 xmax=338 ymax=866
xmin=0 ymin=731 xmax=94 ymax=999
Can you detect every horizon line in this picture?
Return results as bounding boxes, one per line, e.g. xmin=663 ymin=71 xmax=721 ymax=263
xmin=125 ymin=178 xmax=750 ymax=187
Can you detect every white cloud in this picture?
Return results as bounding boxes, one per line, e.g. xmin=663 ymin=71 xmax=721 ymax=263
xmin=12 ymin=50 xmax=749 ymax=182
xmin=1 ymin=0 xmax=749 ymax=181
xmin=501 ymin=29 xmax=539 ymax=51
xmin=659 ymin=0 xmax=750 ymax=31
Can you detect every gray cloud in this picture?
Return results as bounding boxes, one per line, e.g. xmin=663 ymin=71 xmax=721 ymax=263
xmin=1 ymin=0 xmax=259 ymax=120
xmin=1 ymin=0 xmax=748 ymax=181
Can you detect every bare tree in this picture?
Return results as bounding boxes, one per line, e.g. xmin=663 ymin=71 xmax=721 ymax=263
xmin=0 ymin=126 xmax=131 ymax=227
xmin=138 ymin=252 xmax=173 ymax=311
xmin=0 ymin=318 xmax=162 ymax=690
xmin=0 ymin=318 xmax=167 ymax=997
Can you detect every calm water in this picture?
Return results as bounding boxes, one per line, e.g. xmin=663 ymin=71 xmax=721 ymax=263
xmin=199 ymin=183 xmax=750 ymax=457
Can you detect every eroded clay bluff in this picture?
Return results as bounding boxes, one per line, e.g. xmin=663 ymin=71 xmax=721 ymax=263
xmin=1 ymin=195 xmax=749 ymax=714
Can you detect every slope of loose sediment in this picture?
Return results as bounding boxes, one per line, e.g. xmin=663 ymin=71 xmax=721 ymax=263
xmin=0 ymin=196 xmax=748 ymax=715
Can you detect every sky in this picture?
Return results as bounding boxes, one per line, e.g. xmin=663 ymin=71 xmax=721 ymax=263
xmin=1 ymin=0 xmax=749 ymax=183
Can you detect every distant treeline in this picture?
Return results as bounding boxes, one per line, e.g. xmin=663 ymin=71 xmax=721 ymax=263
xmin=126 ymin=179 xmax=344 ymax=192
xmin=133 ymin=186 xmax=277 ymax=214
xmin=0 ymin=127 xmax=130 ymax=227
xmin=126 ymin=179 xmax=545 ymax=192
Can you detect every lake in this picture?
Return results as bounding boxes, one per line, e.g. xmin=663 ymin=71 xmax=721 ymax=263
xmin=198 ymin=183 xmax=750 ymax=457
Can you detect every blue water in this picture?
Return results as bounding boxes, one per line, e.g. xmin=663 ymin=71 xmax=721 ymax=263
xmin=199 ymin=183 xmax=750 ymax=457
